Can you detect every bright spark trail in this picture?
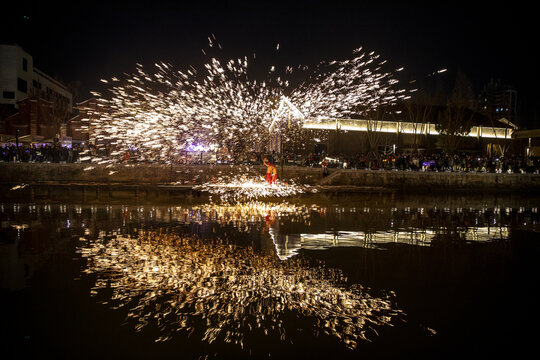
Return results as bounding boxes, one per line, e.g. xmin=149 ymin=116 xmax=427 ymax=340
xmin=88 ymin=37 xmax=413 ymax=163
xmin=194 ymin=174 xmax=314 ymax=202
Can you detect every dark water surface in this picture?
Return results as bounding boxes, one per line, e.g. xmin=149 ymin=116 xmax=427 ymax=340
xmin=1 ymin=193 xmax=539 ymax=359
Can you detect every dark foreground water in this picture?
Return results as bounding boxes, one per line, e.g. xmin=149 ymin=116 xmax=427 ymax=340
xmin=1 ymin=193 xmax=539 ymax=359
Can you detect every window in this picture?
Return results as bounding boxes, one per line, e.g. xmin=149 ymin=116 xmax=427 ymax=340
xmin=3 ymin=91 xmax=15 ymax=99
xmin=22 ymin=58 xmax=28 ymax=72
xmin=17 ymin=77 xmax=27 ymax=93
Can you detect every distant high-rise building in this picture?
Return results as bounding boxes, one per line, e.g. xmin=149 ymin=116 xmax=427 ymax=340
xmin=478 ymin=79 xmax=518 ymax=128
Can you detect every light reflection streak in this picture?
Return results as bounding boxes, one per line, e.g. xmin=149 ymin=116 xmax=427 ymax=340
xmin=77 ymin=231 xmax=404 ymax=349
xmin=271 ymin=227 xmax=509 ymax=260
xmin=299 ymin=227 xmax=509 ymax=248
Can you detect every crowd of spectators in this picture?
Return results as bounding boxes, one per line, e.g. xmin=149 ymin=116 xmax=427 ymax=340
xmin=301 ymin=152 xmax=540 ymax=174
xmin=2 ymin=143 xmax=539 ymax=174
xmin=1 ymin=144 xmax=82 ymax=163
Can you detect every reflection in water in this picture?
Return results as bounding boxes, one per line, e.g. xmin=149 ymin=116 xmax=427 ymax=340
xmin=190 ymin=202 xmax=515 ymax=260
xmin=192 ymin=201 xmax=312 ymax=226
xmin=2 ymin=199 xmax=539 ymax=357
xmin=272 ymin=227 xmax=510 ymax=260
xmin=77 ymin=230 xmax=404 ymax=349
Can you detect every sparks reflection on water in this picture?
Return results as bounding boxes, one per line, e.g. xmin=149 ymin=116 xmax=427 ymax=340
xmin=192 ymin=200 xmax=312 ymax=224
xmin=77 ymin=230 xmax=404 ymax=349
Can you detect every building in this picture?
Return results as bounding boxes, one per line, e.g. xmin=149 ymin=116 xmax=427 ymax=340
xmin=66 ymin=98 xmax=104 ymax=145
xmin=477 ymin=79 xmax=518 ymax=128
xmin=303 ymin=104 xmax=517 ymax=156
xmin=3 ymin=97 xmax=55 ymax=143
xmin=512 ymin=128 xmax=540 ymax=157
xmin=1 ymin=44 xmax=72 ymax=142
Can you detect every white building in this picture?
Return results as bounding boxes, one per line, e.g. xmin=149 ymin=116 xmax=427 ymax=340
xmin=0 ymin=44 xmax=72 ymax=114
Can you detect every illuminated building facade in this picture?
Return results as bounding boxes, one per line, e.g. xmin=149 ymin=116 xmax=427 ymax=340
xmin=0 ymin=44 xmax=72 ymax=142
xmin=303 ymin=104 xmax=517 ymax=155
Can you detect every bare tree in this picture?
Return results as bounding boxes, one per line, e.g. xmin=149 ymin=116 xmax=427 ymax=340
xmin=436 ymin=72 xmax=474 ymax=154
xmin=405 ymin=87 xmax=434 ymax=153
xmin=363 ymin=105 xmax=391 ymax=165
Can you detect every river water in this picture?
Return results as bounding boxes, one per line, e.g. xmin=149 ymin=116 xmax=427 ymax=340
xmin=1 ymin=192 xmax=539 ymax=359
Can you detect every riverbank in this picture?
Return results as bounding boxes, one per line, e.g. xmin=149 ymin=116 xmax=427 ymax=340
xmin=1 ymin=163 xmax=539 ymax=204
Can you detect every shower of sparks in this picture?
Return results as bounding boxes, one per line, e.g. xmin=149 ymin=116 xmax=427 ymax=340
xmin=77 ymin=230 xmax=404 ymax=350
xmin=289 ymin=48 xmax=409 ymax=119
xmin=88 ymin=38 xmax=412 ymax=163
xmin=194 ymin=175 xmax=312 ymax=202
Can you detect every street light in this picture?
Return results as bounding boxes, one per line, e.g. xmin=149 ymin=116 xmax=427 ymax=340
xmin=15 ymin=129 xmax=19 ymax=162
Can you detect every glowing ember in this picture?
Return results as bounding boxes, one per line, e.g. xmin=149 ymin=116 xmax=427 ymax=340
xmin=195 ymin=175 xmax=312 ymax=202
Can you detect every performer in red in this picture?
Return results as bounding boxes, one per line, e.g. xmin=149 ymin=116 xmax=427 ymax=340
xmin=321 ymin=157 xmax=329 ymax=176
xmin=271 ymin=164 xmax=277 ymax=183
xmin=263 ymin=157 xmax=274 ymax=184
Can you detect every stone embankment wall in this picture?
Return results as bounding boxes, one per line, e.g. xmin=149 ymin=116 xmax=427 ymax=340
xmin=316 ymin=168 xmax=540 ymax=191
xmin=1 ymin=163 xmax=539 ymax=191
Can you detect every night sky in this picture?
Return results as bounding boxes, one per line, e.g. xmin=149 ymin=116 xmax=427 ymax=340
xmin=2 ymin=1 xmax=538 ymax=127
